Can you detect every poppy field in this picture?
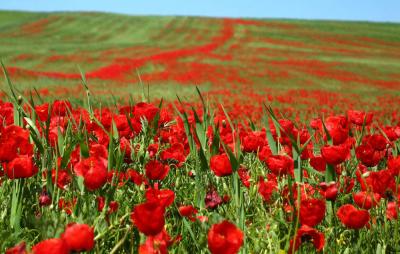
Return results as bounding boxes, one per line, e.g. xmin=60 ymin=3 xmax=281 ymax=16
xmin=1 ymin=10 xmax=400 ymax=254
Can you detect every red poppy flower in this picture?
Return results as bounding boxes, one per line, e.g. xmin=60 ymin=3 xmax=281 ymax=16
xmin=114 ymin=114 xmax=135 ymax=138
xmin=5 ymin=155 xmax=38 ymax=179
xmin=353 ymin=192 xmax=381 ymax=210
xmin=89 ymin=143 xmax=108 ymax=159
xmin=241 ymin=131 xmax=265 ymax=153
xmin=35 ymin=103 xmax=49 ymax=122
xmin=133 ymin=102 xmax=159 ymax=123
xmin=258 ymin=145 xmax=272 ymax=164
xmin=356 ymin=169 xmax=393 ymax=197
xmin=289 ymin=225 xmax=325 ymax=253
xmin=266 ymin=155 xmax=294 ymax=176
xmin=386 ymin=202 xmax=399 ymax=220
xmin=210 ymin=153 xmax=233 ymax=177
xmin=51 ymin=169 xmax=71 ymax=189
xmin=145 ymin=188 xmax=175 ymax=208
xmin=337 ymin=204 xmax=370 ymax=229
xmin=347 ymin=110 xmax=373 ymax=126
xmin=321 ymin=145 xmax=349 ymax=166
xmin=366 ymin=134 xmax=388 ymax=151
xmin=388 ymin=156 xmax=400 ymax=176
xmin=5 ymin=242 xmax=27 ymax=254
xmin=31 ymin=238 xmax=69 ymax=254
xmin=81 ymin=158 xmax=108 ymax=191
xmin=145 ymin=160 xmax=170 ymax=181
xmin=258 ymin=177 xmax=277 ymax=203
xmin=52 ymin=100 xmax=72 ymax=117
xmin=178 ymin=205 xmax=198 ymax=221
xmin=126 ymin=169 xmax=144 ymax=185
xmin=138 ymin=229 xmax=173 ymax=254
xmin=238 ymin=167 xmax=251 ymax=188
xmin=208 ymin=220 xmax=244 ymax=254
xmin=278 ymin=119 xmax=295 ymax=135
xmin=97 ymin=196 xmax=106 ymax=212
xmin=299 ymin=198 xmax=326 ymax=227
xmin=108 ymin=201 xmax=119 ymax=214
xmin=382 ymin=126 xmax=400 ymax=141
xmin=355 ymin=144 xmax=383 ymax=167
xmin=61 ymin=223 xmax=95 ymax=252
xmin=310 ymin=156 xmax=326 ymax=172
xmin=0 ymin=101 xmax=14 ymax=127
xmin=0 ymin=125 xmax=33 ymax=162
xmin=131 ymin=201 xmax=165 ymax=236
xmin=120 ymin=137 xmax=132 ymax=159
xmin=160 ymin=143 xmax=186 ymax=167
xmin=319 ymin=182 xmax=338 ymax=201
xmin=324 ymin=115 xmax=349 ymax=145
xmin=310 ymin=118 xmax=322 ymax=130
xmin=147 ymin=144 xmax=159 ymax=158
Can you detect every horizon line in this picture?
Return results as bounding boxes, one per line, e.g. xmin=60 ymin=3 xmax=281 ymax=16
xmin=1 ymin=9 xmax=399 ymax=25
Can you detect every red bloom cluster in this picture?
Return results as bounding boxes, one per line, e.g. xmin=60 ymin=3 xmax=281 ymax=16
xmin=7 ymin=223 xmax=94 ymax=254
xmin=1 ymin=92 xmax=400 ymax=253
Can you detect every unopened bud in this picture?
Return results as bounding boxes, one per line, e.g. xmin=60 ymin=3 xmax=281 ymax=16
xmin=222 ymin=120 xmax=226 ymax=128
xmin=39 ymin=191 xmax=52 ymax=207
xmin=17 ymin=95 xmax=23 ymax=104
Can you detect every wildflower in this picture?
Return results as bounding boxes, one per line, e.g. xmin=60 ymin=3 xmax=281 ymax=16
xmin=31 ymin=239 xmax=69 ymax=254
xmin=289 ymin=225 xmax=324 ymax=253
xmin=337 ymin=204 xmax=370 ymax=229
xmin=61 ymin=223 xmax=95 ymax=252
xmin=131 ymin=201 xmax=165 ymax=236
xmin=299 ymin=198 xmax=326 ymax=227
xmin=208 ymin=220 xmax=244 ymax=254
xmin=145 ymin=160 xmax=170 ymax=181
xmin=210 ymin=153 xmax=233 ymax=177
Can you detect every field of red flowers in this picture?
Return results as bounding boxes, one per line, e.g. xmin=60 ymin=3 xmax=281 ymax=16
xmin=1 ymin=11 xmax=400 ymax=119
xmin=1 ymin=10 xmax=400 ymax=254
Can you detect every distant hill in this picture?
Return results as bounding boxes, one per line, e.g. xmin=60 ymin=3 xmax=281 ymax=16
xmin=0 ymin=10 xmax=399 ymax=116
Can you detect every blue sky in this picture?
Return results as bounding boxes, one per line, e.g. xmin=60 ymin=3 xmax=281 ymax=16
xmin=1 ymin=0 xmax=399 ymax=22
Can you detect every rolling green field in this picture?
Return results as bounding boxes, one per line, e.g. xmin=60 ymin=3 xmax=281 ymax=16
xmin=0 ymin=10 xmax=400 ymax=116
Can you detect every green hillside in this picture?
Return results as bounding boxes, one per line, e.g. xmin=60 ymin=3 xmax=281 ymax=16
xmin=0 ymin=11 xmax=399 ymax=114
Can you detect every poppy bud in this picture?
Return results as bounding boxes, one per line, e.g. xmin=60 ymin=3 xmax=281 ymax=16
xmin=222 ymin=120 xmax=227 ymax=128
xmin=39 ymin=191 xmax=52 ymax=207
xmin=178 ymin=205 xmax=198 ymax=221
xmin=17 ymin=95 xmax=23 ymax=105
xmin=205 ymin=188 xmax=223 ymax=209
xmin=320 ymin=182 xmax=338 ymax=201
